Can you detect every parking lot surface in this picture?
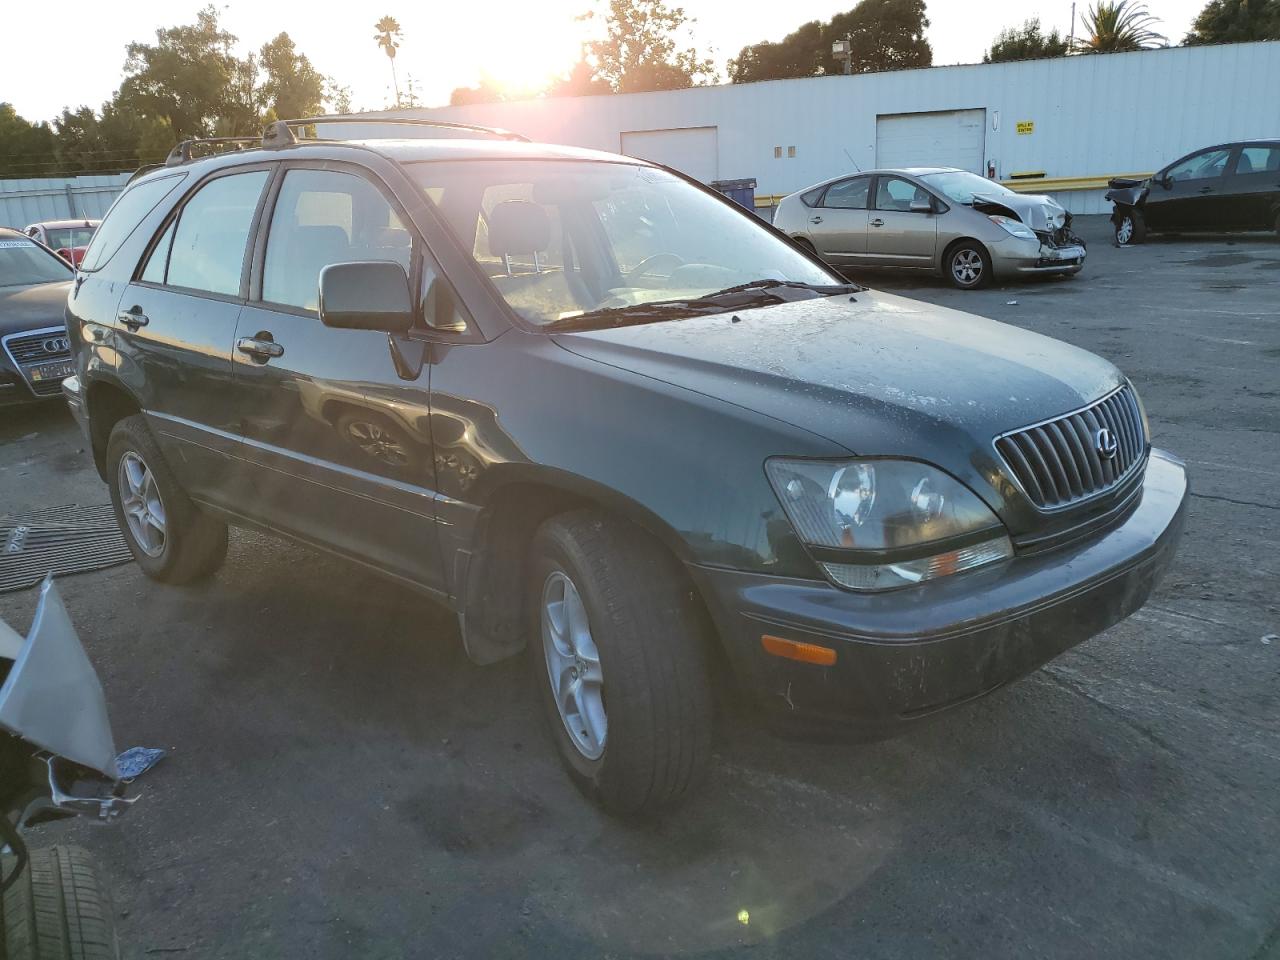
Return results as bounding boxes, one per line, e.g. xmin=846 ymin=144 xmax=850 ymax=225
xmin=1 ymin=216 xmax=1277 ymax=959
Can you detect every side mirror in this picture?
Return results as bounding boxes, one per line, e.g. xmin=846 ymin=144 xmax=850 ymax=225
xmin=1158 ymin=175 xmax=1173 ymax=189
xmin=318 ymin=261 xmax=414 ymax=333
xmin=909 ymin=198 xmax=933 ymax=214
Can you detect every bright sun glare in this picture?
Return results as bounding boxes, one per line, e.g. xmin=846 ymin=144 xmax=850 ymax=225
xmin=469 ymin=11 xmax=591 ymax=96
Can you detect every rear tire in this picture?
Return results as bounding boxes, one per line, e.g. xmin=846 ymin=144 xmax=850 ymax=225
xmin=1 ymin=845 xmax=119 ymax=959
xmin=1114 ymin=209 xmax=1146 ymax=245
xmin=527 ymin=510 xmax=713 ymax=818
xmin=106 ymin=414 xmax=227 ymax=584
xmin=946 ymin=240 xmax=992 ymax=289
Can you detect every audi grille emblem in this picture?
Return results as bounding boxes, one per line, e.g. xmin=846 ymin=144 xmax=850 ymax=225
xmin=1095 ymin=427 xmax=1119 ymax=460
xmin=42 ymin=336 xmax=69 ymax=354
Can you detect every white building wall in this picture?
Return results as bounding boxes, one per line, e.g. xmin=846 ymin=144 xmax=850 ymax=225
xmin=375 ymin=42 xmax=1280 ymax=215
xmin=0 ymin=173 xmax=132 ymax=229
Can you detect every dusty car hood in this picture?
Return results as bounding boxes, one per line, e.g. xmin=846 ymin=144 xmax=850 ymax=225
xmin=554 ymin=290 xmax=1122 ymax=521
xmin=0 ymin=280 xmax=71 ymax=338
xmin=973 ymin=191 xmax=1069 ymax=232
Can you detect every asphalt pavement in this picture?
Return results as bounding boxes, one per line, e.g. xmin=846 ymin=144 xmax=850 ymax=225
xmin=1 ymin=216 xmax=1277 ymax=959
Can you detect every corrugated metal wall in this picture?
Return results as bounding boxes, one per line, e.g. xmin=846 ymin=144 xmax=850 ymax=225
xmin=0 ymin=173 xmax=131 ymax=229
xmin=371 ymin=42 xmax=1280 ymax=214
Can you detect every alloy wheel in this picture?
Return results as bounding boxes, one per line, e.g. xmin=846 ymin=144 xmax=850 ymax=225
xmin=952 ymin=248 xmax=984 ymax=286
xmin=541 ymin=570 xmax=607 ymax=760
xmin=1116 ymin=216 xmax=1134 ymax=245
xmin=118 ymin=451 xmax=166 ymax=557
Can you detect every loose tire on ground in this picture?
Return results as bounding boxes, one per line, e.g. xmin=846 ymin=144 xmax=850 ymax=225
xmin=1 ymin=845 xmax=119 ymax=960
xmin=528 ymin=509 xmax=713 ymax=818
xmin=946 ymin=240 xmax=992 ymax=289
xmin=1114 ymin=209 xmax=1146 ymax=245
xmin=106 ymin=414 xmax=227 ymax=584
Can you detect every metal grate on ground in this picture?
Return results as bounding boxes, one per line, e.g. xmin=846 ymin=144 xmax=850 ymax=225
xmin=0 ymin=503 xmax=133 ymax=592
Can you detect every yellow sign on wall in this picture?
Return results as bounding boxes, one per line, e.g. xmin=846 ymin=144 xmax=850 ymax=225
xmin=1016 ymin=121 xmax=1035 ymax=135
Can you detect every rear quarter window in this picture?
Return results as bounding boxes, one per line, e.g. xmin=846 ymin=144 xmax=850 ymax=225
xmin=800 ymin=187 xmax=825 ymax=207
xmin=79 ymin=173 xmax=186 ymax=273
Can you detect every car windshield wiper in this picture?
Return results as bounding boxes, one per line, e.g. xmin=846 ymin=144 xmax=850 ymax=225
xmin=545 ymin=278 xmax=862 ymax=332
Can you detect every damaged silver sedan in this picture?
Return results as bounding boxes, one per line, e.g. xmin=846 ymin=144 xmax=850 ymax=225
xmin=774 ymin=167 xmax=1086 ymax=289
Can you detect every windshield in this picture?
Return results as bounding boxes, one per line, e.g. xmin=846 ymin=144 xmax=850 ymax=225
xmin=42 ymin=226 xmax=96 ymax=250
xmin=0 ymin=237 xmax=74 ymax=287
xmin=920 ymin=171 xmax=1016 ymax=205
xmin=410 ymin=159 xmax=841 ymax=327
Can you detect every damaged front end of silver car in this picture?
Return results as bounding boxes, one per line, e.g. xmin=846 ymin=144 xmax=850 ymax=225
xmin=1 ymin=576 xmax=139 ymax=893
xmin=974 ymin=191 xmax=1087 ymax=251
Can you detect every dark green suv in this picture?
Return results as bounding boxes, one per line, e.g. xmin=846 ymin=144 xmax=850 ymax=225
xmin=62 ymin=120 xmax=1187 ymax=816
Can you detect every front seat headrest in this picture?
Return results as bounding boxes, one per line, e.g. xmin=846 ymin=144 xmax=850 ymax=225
xmin=487 ymin=200 xmax=551 ymax=256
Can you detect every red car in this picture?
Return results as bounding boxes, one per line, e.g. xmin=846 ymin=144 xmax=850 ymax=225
xmin=24 ymin=218 xmax=100 ymax=266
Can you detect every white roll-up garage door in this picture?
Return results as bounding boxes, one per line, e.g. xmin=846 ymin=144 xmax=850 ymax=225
xmin=875 ymin=110 xmax=986 ymax=174
xmin=620 ymin=127 xmax=719 ymax=184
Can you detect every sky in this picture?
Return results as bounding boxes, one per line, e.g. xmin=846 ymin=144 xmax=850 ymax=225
xmin=5 ymin=0 xmax=1205 ymax=123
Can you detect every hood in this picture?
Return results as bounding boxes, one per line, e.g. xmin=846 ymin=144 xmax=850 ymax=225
xmin=0 ymin=280 xmax=72 ymax=338
xmin=554 ymin=290 xmax=1123 ymax=532
xmin=973 ymin=191 xmax=1069 ymax=232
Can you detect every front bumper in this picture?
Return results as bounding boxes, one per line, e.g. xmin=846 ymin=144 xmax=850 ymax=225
xmin=62 ymin=374 xmax=91 ymax=444
xmin=692 ymin=450 xmax=1187 ymax=735
xmin=990 ymin=235 xmax=1087 ymax=277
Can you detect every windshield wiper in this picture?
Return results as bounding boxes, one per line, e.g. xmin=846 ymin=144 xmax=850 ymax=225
xmin=545 ymin=278 xmax=862 ymax=332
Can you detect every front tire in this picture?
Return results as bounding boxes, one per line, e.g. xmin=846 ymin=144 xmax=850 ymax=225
xmin=946 ymin=240 xmax=992 ymax=289
xmin=528 ymin=510 xmax=712 ymax=818
xmin=106 ymin=414 xmax=227 ymax=584
xmin=1 ymin=845 xmax=119 ymax=959
xmin=1114 ymin=209 xmax=1146 ymax=245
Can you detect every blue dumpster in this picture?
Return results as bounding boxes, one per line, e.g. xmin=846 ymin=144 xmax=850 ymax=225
xmin=711 ymin=178 xmax=757 ymax=211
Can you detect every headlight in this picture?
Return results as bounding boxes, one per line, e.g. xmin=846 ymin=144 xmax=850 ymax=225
xmin=987 ymin=215 xmax=1037 ymax=241
xmin=765 ymin=459 xmax=1013 ymax=591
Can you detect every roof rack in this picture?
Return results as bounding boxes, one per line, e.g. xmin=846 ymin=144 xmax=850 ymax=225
xmin=164 ymin=136 xmax=262 ymax=166
xmin=269 ymin=115 xmax=531 ymax=144
xmin=160 ymin=114 xmax=532 ymax=169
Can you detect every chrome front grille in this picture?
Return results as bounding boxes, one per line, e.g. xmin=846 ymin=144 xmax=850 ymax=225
xmin=2 ymin=326 xmax=71 ymax=398
xmin=995 ymin=385 xmax=1147 ymax=510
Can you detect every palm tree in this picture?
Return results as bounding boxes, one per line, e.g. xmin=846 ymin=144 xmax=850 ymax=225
xmin=1076 ymin=1 xmax=1166 ymax=52
xmin=374 ymin=16 xmax=403 ymax=106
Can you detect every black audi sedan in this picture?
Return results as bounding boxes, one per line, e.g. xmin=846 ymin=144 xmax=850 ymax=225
xmin=0 ymin=227 xmax=75 ymax=408
xmin=61 ymin=120 xmax=1187 ymax=816
xmin=1107 ymin=139 xmax=1280 ymax=244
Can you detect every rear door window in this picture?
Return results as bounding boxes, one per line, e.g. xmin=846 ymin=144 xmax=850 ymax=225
xmin=821 ymin=177 xmax=871 ymax=209
xmin=79 ymin=174 xmax=185 ymax=272
xmin=164 ymin=171 xmax=269 ymax=297
xmin=1235 ymin=146 xmax=1280 ymax=176
xmin=261 ymin=168 xmax=414 ymax=312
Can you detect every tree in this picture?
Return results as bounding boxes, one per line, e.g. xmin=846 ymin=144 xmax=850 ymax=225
xmin=587 ymin=0 xmax=716 ymax=94
xmin=729 ymin=0 xmax=931 ymax=84
xmin=548 ymin=59 xmax=614 ymax=98
xmin=450 ymin=76 xmax=507 ymax=106
xmin=117 ymin=5 xmax=245 ymax=138
xmin=0 ymin=103 xmax=57 ymax=177
xmin=1185 ymin=0 xmax=1280 ymax=43
xmin=984 ymin=18 xmax=1070 ymax=62
xmin=325 ymin=79 xmax=354 ymax=114
xmin=259 ymin=32 xmax=325 ymax=119
xmin=1075 ymin=1 xmax=1166 ymax=52
xmin=374 ymin=16 xmax=403 ymax=107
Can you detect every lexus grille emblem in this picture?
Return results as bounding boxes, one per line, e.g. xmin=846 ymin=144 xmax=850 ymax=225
xmin=42 ymin=336 xmax=69 ymax=354
xmin=1095 ymin=427 xmax=1119 ymax=460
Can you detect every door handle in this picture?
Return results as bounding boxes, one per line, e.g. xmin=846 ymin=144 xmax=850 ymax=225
xmin=236 ymin=336 xmax=284 ymax=362
xmin=869 ymin=218 xmax=885 ymax=227
xmin=1198 ymin=185 xmax=1214 ymax=194
xmin=809 ymin=216 xmax=823 ymax=224
xmin=117 ymin=307 xmax=149 ymax=331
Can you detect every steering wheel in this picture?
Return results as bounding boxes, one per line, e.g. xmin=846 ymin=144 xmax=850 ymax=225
xmin=625 ymin=252 xmax=685 ymax=286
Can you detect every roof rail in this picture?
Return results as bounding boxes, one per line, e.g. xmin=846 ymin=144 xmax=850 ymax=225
xmin=160 ymin=114 xmax=532 ymax=169
xmin=164 ymin=136 xmax=262 ymax=166
xmin=273 ymin=114 xmax=531 ymax=143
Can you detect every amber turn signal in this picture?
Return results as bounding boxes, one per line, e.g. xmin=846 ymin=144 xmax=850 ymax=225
xmin=760 ymin=634 xmax=837 ymax=666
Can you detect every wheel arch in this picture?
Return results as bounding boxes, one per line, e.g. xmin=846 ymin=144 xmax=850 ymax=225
xmin=454 ymin=465 xmax=719 ymax=670
xmin=84 ymin=375 xmax=144 ymax=480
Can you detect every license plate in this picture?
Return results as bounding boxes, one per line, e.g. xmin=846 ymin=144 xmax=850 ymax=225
xmin=29 ymin=361 xmax=74 ymax=383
